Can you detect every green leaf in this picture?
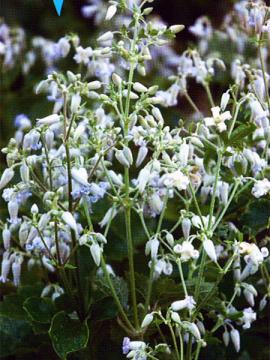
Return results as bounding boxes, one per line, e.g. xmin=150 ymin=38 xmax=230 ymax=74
xmin=49 ymin=311 xmax=89 ymax=360
xmin=0 ymin=294 xmax=27 ymax=320
xmin=0 ymin=316 xmax=32 ymax=357
xmin=241 ymin=199 xmax=270 ymax=234
xmin=23 ymin=297 xmax=56 ymax=324
xmin=230 ymin=123 xmax=257 ymax=144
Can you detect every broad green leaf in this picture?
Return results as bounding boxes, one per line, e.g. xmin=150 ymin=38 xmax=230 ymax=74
xmin=23 ymin=296 xmax=56 ymax=324
xmin=49 ymin=311 xmax=89 ymax=360
xmin=241 ymin=199 xmax=270 ymax=234
xmin=0 ymin=316 xmax=32 ymax=357
xmin=230 ymin=123 xmax=257 ymax=144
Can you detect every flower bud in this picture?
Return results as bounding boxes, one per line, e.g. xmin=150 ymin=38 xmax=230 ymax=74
xmin=152 ymin=107 xmax=164 ymax=125
xmin=203 ymin=238 xmax=217 ymax=262
xmin=170 ymin=25 xmax=185 ymax=33
xmin=88 ymin=81 xmax=102 ymax=90
xmin=166 ymin=233 xmax=174 ymax=247
xmin=2 ymin=229 xmax=11 ymax=250
xmin=171 ymin=311 xmax=181 ymax=324
xmin=31 ymin=204 xmax=39 ymax=215
xmin=97 ymin=31 xmax=114 ymax=42
xmin=90 ymin=243 xmax=101 ymax=266
xmin=136 ymin=146 xmax=148 ymax=167
xmin=12 ymin=260 xmax=22 ymax=287
xmin=0 ymin=168 xmax=15 ymax=190
xmin=182 ymin=218 xmax=191 ymax=239
xmin=112 ymin=73 xmax=122 ymax=87
xmin=62 ymin=212 xmax=78 ymax=234
xmin=8 ymin=200 xmax=19 ymax=223
xmin=71 ymin=167 xmax=89 ymax=186
xmin=36 ymin=114 xmax=60 ymax=127
xmin=105 ymin=4 xmax=117 ymax=21
xmin=141 ymin=313 xmax=154 ymax=328
xmin=71 ymin=93 xmax=81 ymax=113
xmin=230 ymin=329 xmax=240 ymax=352
xmin=223 ymin=329 xmax=230 ymax=347
xmin=123 ymin=89 xmax=139 ymax=99
xmin=133 ymin=82 xmax=148 ymax=93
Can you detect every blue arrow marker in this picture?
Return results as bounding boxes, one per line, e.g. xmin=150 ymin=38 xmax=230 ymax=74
xmin=53 ymin=0 xmax=64 ymax=16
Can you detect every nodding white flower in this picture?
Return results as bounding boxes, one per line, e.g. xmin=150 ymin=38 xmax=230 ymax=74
xmin=97 ymin=31 xmax=114 ymax=43
xmin=74 ymin=46 xmax=93 ymax=64
xmin=192 ymin=215 xmax=215 ymax=230
xmin=184 ymin=322 xmax=201 ymax=340
xmin=20 ymin=163 xmax=29 ymax=183
xmin=173 ymin=241 xmax=199 ymax=262
xmin=137 ymin=167 xmax=151 ymax=193
xmin=162 ymin=170 xmax=189 ymax=191
xmin=0 ymin=168 xmax=14 ymax=190
xmin=36 ymin=114 xmax=60 ymax=127
xmin=8 ymin=200 xmax=19 ymax=224
xmin=145 ymin=237 xmax=159 ymax=259
xmin=149 ymin=192 xmax=163 ymax=215
xmin=0 ymin=252 xmax=11 ymax=283
xmin=42 ymin=256 xmax=55 ymax=272
xmin=12 ymin=258 xmax=22 ymax=287
xmin=220 ymin=91 xmax=230 ymax=111
xmin=171 ymin=296 xmax=196 ymax=311
xmin=204 ymin=106 xmax=232 ymax=132
xmin=239 ymin=242 xmax=268 ymax=266
xmin=223 ymin=329 xmax=230 ymax=347
xmin=240 ymin=308 xmax=256 ymax=329
xmin=141 ymin=313 xmax=154 ymax=328
xmin=99 ymin=207 xmax=117 ymax=228
xmin=182 ymin=218 xmax=191 ymax=239
xmin=230 ymin=328 xmax=240 ymax=352
xmin=62 ymin=212 xmax=78 ymax=234
xmin=90 ymin=243 xmax=101 ymax=266
xmin=71 ymin=167 xmax=89 ymax=187
xmin=151 ymin=107 xmax=164 ymax=125
xmin=38 ymin=213 xmax=50 ymax=230
xmin=97 ymin=264 xmax=115 ymax=277
xmin=105 ymin=4 xmax=117 ymax=21
xmin=243 ymin=284 xmax=257 ymax=307
xmin=171 ymin=311 xmax=181 ymax=324
xmin=136 ymin=146 xmax=148 ymax=167
xmin=70 ymin=93 xmax=81 ymax=113
xmin=133 ymin=82 xmax=148 ymax=93
xmin=2 ymin=228 xmax=11 ymax=250
xmin=251 ymin=179 xmax=270 ymax=198
xmin=203 ymin=238 xmax=217 ymax=262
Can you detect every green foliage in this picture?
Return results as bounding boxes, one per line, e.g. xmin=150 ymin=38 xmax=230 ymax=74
xmin=49 ymin=311 xmax=89 ymax=360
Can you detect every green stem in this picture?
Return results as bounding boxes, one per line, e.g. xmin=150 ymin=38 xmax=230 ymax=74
xmin=208 ymin=151 xmax=223 ymax=231
xmin=101 ymin=256 xmax=135 ymax=332
xmin=177 ymin=259 xmax=188 ymax=298
xmin=125 ymin=207 xmax=139 ymax=329
xmin=168 ymin=323 xmax=180 ymax=360
xmin=204 ymin=82 xmax=215 ymax=108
